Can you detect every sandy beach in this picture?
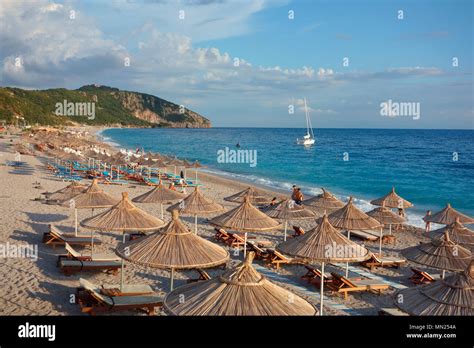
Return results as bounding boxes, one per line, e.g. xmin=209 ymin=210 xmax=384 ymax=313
xmin=0 ymin=126 xmax=439 ymax=316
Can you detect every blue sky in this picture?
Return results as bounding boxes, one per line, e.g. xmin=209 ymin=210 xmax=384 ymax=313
xmin=1 ymin=0 xmax=472 ymax=128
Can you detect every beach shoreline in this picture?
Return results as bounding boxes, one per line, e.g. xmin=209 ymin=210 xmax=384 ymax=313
xmin=0 ymin=126 xmax=438 ymax=317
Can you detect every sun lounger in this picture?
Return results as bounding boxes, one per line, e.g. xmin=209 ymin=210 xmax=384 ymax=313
xmin=246 ymin=241 xmax=270 ymax=260
xmin=378 ymin=307 xmax=409 ymax=316
xmin=101 ymin=284 xmax=154 ymax=296
xmin=265 ymin=249 xmax=295 ymax=269
xmin=58 ymin=259 xmax=121 ymax=276
xmin=77 ymin=278 xmax=163 ymax=315
xmin=292 ymin=226 xmax=305 ymax=238
xmin=328 ymin=272 xmax=390 ymax=299
xmin=187 ymin=269 xmax=211 ymax=283
xmin=58 ymin=243 xmax=120 ymax=262
xmin=301 ymin=265 xmax=333 ymax=286
xmin=360 ymin=252 xmax=406 ymax=270
xmin=345 ymin=230 xmax=378 ymax=241
xmin=409 ymin=268 xmax=440 ymax=284
xmin=214 ymin=227 xmax=231 ymax=243
xmin=43 ymin=225 xmax=101 ymax=248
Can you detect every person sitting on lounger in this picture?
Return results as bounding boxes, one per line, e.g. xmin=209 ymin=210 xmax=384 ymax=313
xmin=294 ymin=188 xmax=304 ymax=205
xmin=270 ymin=197 xmax=277 ymax=206
xmin=169 ymin=182 xmax=176 ymax=191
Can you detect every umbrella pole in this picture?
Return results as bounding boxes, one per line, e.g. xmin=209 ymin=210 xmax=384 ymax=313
xmin=195 ymin=169 xmax=197 ymax=182
xmin=120 ymin=233 xmax=126 ymax=292
xmin=243 ymin=232 xmax=248 ymax=258
xmin=379 ymin=227 xmax=383 ymax=256
xmin=74 ymin=208 xmax=78 ymax=236
xmin=389 ymin=224 xmax=392 ymax=236
xmin=91 ymin=230 xmax=94 ymax=256
xmin=284 ymin=220 xmax=288 ymax=241
xmin=170 ymin=268 xmax=175 ymax=291
xmin=194 ymin=214 xmax=198 ymax=234
xmin=320 ymin=262 xmax=325 ymax=316
xmin=345 ymin=262 xmax=349 ymax=278
xmin=161 ymin=203 xmax=164 ymax=220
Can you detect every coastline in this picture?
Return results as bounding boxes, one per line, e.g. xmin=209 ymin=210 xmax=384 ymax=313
xmin=0 ymin=126 xmax=431 ymax=316
xmin=95 ymin=126 xmax=432 ymax=228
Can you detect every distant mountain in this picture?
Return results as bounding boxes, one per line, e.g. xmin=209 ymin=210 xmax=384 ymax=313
xmin=0 ymin=84 xmax=211 ymax=128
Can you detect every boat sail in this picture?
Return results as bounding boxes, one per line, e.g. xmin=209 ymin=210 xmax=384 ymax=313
xmin=296 ymin=98 xmax=315 ymax=146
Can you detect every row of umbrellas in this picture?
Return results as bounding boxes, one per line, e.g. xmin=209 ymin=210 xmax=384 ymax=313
xmin=44 ymin=179 xmax=317 ymax=314
xmin=44 ymin=179 xmax=473 ymax=315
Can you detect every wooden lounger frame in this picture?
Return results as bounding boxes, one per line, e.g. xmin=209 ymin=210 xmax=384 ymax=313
xmin=327 ymin=272 xmax=389 ymax=299
xmin=360 ymin=253 xmax=406 ymax=270
xmin=77 ymin=279 xmax=163 ymax=315
xmin=409 ymin=267 xmax=438 ymax=284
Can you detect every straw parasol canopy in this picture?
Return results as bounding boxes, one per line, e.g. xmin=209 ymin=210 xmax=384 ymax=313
xmin=224 ymin=186 xmax=273 ymax=205
xmin=209 ymin=195 xmax=281 ymax=256
xmin=262 ymin=199 xmax=315 ymax=241
xmin=167 ymin=186 xmax=224 ymax=233
xmin=277 ymin=214 xmax=371 ymax=316
xmin=116 ymin=210 xmax=229 ymax=269
xmin=322 ymin=196 xmax=382 ymax=277
xmin=430 ymin=218 xmax=474 ymax=251
xmin=370 ymin=186 xmax=413 ymax=209
xmin=394 ymin=261 xmax=474 ymax=316
xmin=81 ymin=192 xmax=165 ymax=232
xmin=44 ymin=181 xmax=86 ymax=202
xmin=190 ymin=160 xmax=205 ymax=181
xmin=277 ymin=214 xmax=370 ymax=263
xmin=132 ymin=180 xmax=186 ymax=219
xmin=326 ymin=197 xmax=383 ymax=231
xmin=59 ymin=179 xmax=119 ymax=236
xmin=367 ymin=204 xmax=406 ymax=255
xmin=401 ymin=232 xmax=472 ymax=273
xmin=62 ymin=179 xmax=118 ymax=209
xmin=303 ymin=188 xmax=345 ymax=216
xmin=423 ymin=203 xmax=474 ymax=225
xmin=163 ymin=252 xmax=316 ymax=316
xmin=210 ymin=196 xmax=281 ymax=232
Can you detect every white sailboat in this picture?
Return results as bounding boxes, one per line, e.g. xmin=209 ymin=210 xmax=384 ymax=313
xmin=296 ymin=97 xmax=315 ymax=146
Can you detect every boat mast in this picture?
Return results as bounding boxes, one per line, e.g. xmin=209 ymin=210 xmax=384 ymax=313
xmin=304 ymin=97 xmax=310 ymax=136
xmin=304 ymin=97 xmax=314 ymax=138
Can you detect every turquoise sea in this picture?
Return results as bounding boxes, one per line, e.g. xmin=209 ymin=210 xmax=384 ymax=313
xmin=100 ymin=128 xmax=474 ymax=227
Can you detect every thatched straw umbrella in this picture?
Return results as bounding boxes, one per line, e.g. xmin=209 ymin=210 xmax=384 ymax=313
xmin=394 ymin=261 xmax=473 ymax=316
xmin=166 ymin=157 xmax=184 ymax=176
xmin=303 ymin=188 xmax=345 ymax=217
xmin=167 ymin=186 xmax=224 ymax=234
xmin=325 ymin=197 xmax=382 ymax=276
xmin=401 ymin=231 xmax=472 ymax=278
xmin=209 ymin=196 xmax=281 ymax=257
xmin=224 ymin=186 xmax=273 ymax=205
xmin=190 ymin=160 xmax=204 ymax=182
xmin=132 ymin=180 xmax=186 ymax=219
xmin=81 ymin=192 xmax=165 ymax=290
xmin=116 ymin=210 xmax=229 ymax=290
xmin=44 ymin=181 xmax=86 ymax=202
xmin=277 ymin=214 xmax=370 ymax=315
xmin=60 ymin=179 xmax=119 ymax=236
xmin=262 ymin=199 xmax=315 ymax=241
xmin=430 ymin=218 xmax=474 ymax=251
xmin=423 ymin=203 xmax=474 ymax=226
xmin=370 ymin=186 xmax=413 ymax=209
xmin=163 ymin=252 xmax=316 ymax=315
xmin=367 ymin=203 xmax=406 ymax=255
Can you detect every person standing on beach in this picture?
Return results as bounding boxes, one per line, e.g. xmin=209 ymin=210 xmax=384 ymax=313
xmin=291 ymin=185 xmax=297 ymax=200
xmin=424 ymin=210 xmax=432 ymax=233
